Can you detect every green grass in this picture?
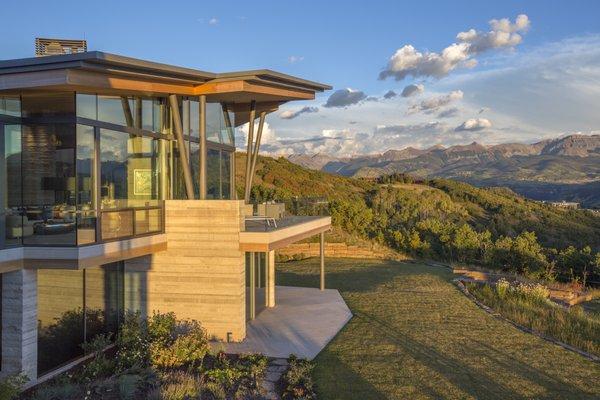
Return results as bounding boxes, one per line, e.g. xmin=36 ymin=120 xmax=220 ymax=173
xmin=276 ymin=258 xmax=600 ymax=400
xmin=466 ymin=282 xmax=600 ymax=356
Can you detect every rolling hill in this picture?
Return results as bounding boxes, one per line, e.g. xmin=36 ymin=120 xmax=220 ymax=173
xmin=287 ymin=134 xmax=600 ymax=208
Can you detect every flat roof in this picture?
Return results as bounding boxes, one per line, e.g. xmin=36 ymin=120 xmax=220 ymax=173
xmin=0 ymin=51 xmax=332 ymax=92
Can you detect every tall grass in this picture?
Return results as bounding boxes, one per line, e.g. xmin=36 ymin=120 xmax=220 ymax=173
xmin=466 ymin=281 xmax=600 ymax=357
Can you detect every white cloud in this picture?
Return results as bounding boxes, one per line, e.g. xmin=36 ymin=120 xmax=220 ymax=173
xmin=208 ymin=17 xmax=219 ymax=25
xmin=238 ymin=121 xmax=278 ymax=145
xmin=324 ymin=88 xmax=368 ymax=108
xmin=279 ymin=106 xmax=319 ymax=120
xmin=288 ymin=55 xmax=304 ymax=64
xmin=379 ymin=14 xmax=530 ymax=80
xmin=401 ymin=83 xmax=425 ymax=97
xmin=408 ymin=90 xmax=463 ymax=114
xmin=455 ymin=118 xmax=492 ymax=131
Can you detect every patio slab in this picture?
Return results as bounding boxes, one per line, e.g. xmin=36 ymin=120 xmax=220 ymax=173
xmin=221 ymin=286 xmax=352 ymax=360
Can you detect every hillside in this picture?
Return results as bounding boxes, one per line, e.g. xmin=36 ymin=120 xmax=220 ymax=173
xmin=287 ymin=134 xmax=600 ymax=208
xmin=238 ymin=153 xmax=600 ymax=284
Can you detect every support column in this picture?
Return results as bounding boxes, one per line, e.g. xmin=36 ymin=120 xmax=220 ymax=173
xmin=244 ymin=101 xmax=256 ymax=203
xmin=320 ymin=232 xmax=325 ymax=291
xmin=168 ymin=94 xmax=195 ymax=200
xmin=256 ymin=253 xmax=261 ymax=289
xmin=1 ymin=269 xmax=38 ymax=381
xmin=249 ymin=252 xmax=256 ymax=320
xmin=199 ymin=96 xmax=207 ymax=199
xmin=266 ymin=250 xmax=275 ymax=307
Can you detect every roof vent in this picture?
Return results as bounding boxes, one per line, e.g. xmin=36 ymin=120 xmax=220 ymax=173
xmin=35 ymin=38 xmax=87 ymax=57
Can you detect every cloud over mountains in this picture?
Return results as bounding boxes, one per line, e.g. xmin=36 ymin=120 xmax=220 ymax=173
xmin=379 ymin=14 xmax=530 ymax=80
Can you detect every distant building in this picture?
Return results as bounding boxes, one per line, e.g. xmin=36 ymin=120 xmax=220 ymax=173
xmin=548 ymin=201 xmax=580 ymax=209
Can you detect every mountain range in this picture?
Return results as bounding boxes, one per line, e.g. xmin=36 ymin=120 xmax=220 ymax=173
xmin=287 ymin=134 xmax=600 ymax=208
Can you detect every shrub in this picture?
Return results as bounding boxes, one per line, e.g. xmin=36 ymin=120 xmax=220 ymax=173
xmin=281 ymin=355 xmax=317 ymax=400
xmin=116 ymin=312 xmax=151 ymax=370
xmin=495 ymin=278 xmax=510 ymax=299
xmin=150 ymin=318 xmax=208 ymax=370
xmin=514 ymin=282 xmax=550 ymax=304
xmin=78 ymin=334 xmax=115 ymax=383
xmin=0 ymin=375 xmax=26 ymax=400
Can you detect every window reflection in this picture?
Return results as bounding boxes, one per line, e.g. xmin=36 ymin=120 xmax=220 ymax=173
xmin=37 ymin=262 xmax=124 ymax=375
xmin=76 ymin=125 xmax=96 ymax=244
xmin=206 ymin=103 xmax=235 ymax=145
xmin=0 ymin=96 xmax=21 ymax=117
xmin=1 ymin=124 xmax=22 ymax=249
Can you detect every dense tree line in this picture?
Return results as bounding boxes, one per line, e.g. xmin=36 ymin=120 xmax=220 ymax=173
xmin=239 ymin=154 xmax=600 ymax=285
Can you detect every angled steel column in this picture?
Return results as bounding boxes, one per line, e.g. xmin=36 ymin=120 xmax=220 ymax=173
xmin=244 ymin=101 xmax=256 ymax=203
xmin=120 ymin=97 xmax=134 ymax=128
xmin=247 ymin=111 xmax=266 ymax=203
xmin=221 ymin=103 xmax=236 ymax=145
xmin=199 ymin=96 xmax=207 ymax=199
xmin=168 ymin=94 xmax=195 ymax=200
xmin=320 ymin=232 xmax=325 ymax=290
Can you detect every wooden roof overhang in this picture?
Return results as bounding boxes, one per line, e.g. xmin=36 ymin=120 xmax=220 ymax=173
xmin=0 ymin=52 xmax=331 ymax=110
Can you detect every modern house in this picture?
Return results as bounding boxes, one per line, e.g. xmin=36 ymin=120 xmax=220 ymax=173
xmin=0 ymin=44 xmax=332 ymax=383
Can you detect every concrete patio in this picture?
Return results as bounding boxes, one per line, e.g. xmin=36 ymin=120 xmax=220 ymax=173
xmin=223 ymin=286 xmax=352 ymax=360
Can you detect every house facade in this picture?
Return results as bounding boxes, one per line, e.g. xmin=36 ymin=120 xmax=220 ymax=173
xmin=0 ymin=50 xmax=331 ymax=382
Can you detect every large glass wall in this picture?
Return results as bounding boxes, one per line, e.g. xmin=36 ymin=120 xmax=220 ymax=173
xmin=21 ymin=124 xmax=77 ymax=246
xmin=207 ymin=147 xmax=233 ymax=200
xmin=37 ymin=262 xmax=124 ymax=375
xmin=0 ymin=124 xmax=22 ymax=249
xmin=100 ymin=130 xmax=162 ymax=240
xmin=0 ymin=92 xmax=239 ymax=248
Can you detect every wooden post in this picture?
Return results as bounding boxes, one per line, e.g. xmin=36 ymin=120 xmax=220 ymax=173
xmin=320 ymin=232 xmax=325 ymax=291
xmin=249 ymin=252 xmax=256 ymax=320
xmin=168 ymin=94 xmax=195 ymax=200
xmin=267 ymin=250 xmax=275 ymax=307
xmin=199 ymin=96 xmax=207 ymax=199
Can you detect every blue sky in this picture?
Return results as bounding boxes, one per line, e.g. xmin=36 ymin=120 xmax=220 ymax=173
xmin=2 ymin=1 xmax=600 ymax=155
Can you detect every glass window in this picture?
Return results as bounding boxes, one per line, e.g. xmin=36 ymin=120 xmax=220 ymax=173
xmin=37 ymin=262 xmax=124 ymax=375
xmin=206 ymin=148 xmax=220 ymax=199
xmin=189 ymin=99 xmax=199 ymax=138
xmin=1 ymin=124 xmax=22 ymax=249
xmin=221 ymin=151 xmax=232 ymax=199
xmin=76 ymin=94 xmax=97 ymax=120
xmin=37 ymin=269 xmax=84 ymax=375
xmin=100 ymin=130 xmax=160 ymax=240
xmin=98 ymin=96 xmax=134 ymax=127
xmin=21 ymin=124 xmax=76 ymax=246
xmin=141 ymin=99 xmax=154 ymax=131
xmin=206 ymin=103 xmax=224 ymax=144
xmin=190 ymin=141 xmax=200 ymax=198
xmin=153 ymin=98 xmax=168 ymax=134
xmin=21 ymin=92 xmax=75 ymax=118
xmin=0 ymin=96 xmax=21 ymax=117
xmin=85 ymin=262 xmax=124 ymax=341
xmin=76 ymin=125 xmax=96 ymax=245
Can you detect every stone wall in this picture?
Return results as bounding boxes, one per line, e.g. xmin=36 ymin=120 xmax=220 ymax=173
xmin=124 ymin=200 xmax=247 ymax=341
xmin=277 ymin=242 xmax=403 ymax=261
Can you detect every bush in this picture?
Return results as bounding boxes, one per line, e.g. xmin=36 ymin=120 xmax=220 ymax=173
xmin=150 ymin=319 xmax=208 ymax=370
xmin=0 ymin=375 xmax=26 ymax=400
xmin=116 ymin=312 xmax=151 ymax=370
xmin=281 ymin=355 xmax=317 ymax=400
xmin=78 ymin=334 xmax=115 ymax=383
xmin=495 ymin=278 xmax=510 ymax=299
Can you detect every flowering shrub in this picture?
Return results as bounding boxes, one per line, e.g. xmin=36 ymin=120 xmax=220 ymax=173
xmin=150 ymin=319 xmax=208 ymax=370
xmin=281 ymin=355 xmax=317 ymax=400
xmin=495 ymin=278 xmax=510 ymax=299
xmin=514 ymin=282 xmax=550 ymax=304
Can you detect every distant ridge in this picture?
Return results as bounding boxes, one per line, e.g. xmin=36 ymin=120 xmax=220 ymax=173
xmin=286 ymin=134 xmax=600 ymax=207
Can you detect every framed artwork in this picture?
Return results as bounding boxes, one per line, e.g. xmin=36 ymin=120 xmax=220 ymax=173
xmin=133 ymin=169 xmax=152 ymax=196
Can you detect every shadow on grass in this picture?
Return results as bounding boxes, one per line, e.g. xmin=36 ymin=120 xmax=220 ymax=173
xmin=278 ymin=258 xmax=599 ymax=400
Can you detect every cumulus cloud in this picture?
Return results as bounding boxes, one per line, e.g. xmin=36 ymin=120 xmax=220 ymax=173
xmin=288 ymin=55 xmax=304 ymax=63
xmin=407 ymin=90 xmax=463 ymax=114
xmin=455 ymin=118 xmax=492 ymax=131
xmin=261 ymin=130 xmax=369 ymax=157
xmin=279 ymin=106 xmax=319 ymax=120
xmin=383 ymin=90 xmax=397 ymax=99
xmin=323 ymin=88 xmax=368 ymax=108
xmin=437 ymin=107 xmax=460 ymax=118
xmin=401 ymin=83 xmax=425 ymax=97
xmin=379 ymin=14 xmax=530 ymax=80
xmin=238 ymin=121 xmax=278 ymax=144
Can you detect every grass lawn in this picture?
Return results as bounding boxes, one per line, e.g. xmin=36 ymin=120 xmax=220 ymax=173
xmin=276 ymin=258 xmax=600 ymax=400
